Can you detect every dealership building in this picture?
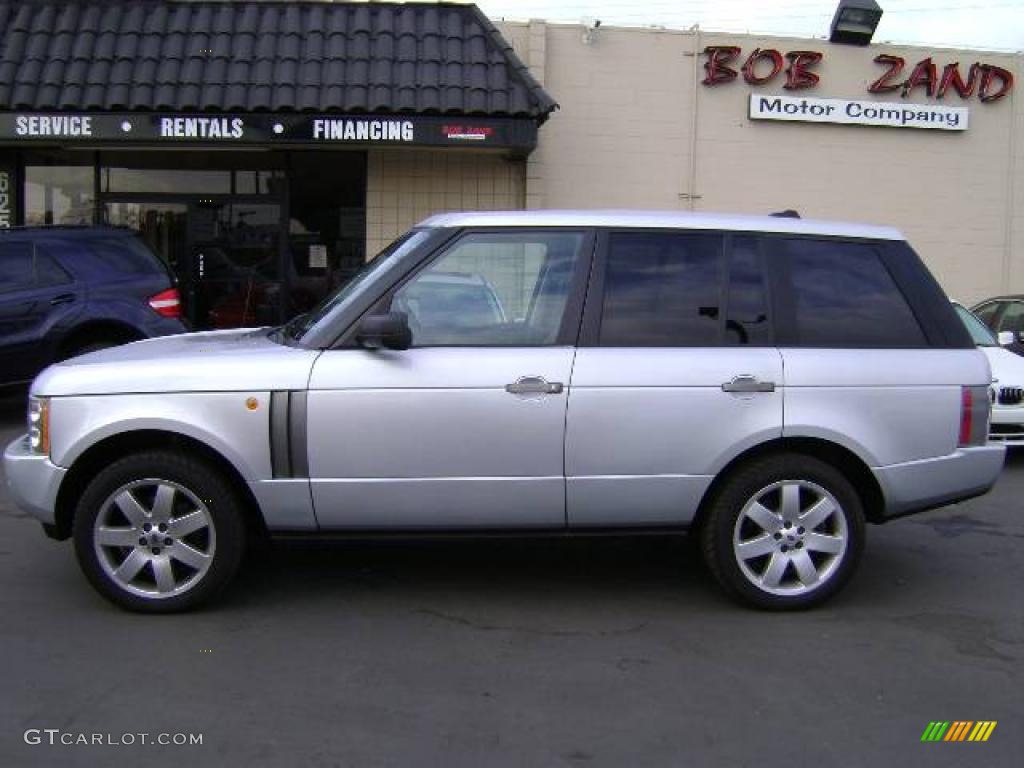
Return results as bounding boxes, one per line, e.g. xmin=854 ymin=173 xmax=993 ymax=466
xmin=0 ymin=0 xmax=1021 ymax=328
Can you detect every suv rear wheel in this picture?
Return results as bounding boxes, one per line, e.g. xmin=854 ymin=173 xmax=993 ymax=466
xmin=72 ymin=451 xmax=245 ymax=612
xmin=701 ymin=454 xmax=865 ymax=609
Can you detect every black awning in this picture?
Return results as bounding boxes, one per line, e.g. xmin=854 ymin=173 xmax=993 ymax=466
xmin=0 ymin=1 xmax=557 ymax=121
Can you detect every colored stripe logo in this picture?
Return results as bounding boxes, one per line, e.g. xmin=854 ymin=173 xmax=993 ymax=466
xmin=921 ymin=721 xmax=997 ymax=742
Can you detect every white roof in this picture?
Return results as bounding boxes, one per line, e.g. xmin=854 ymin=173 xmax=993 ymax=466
xmin=417 ymin=209 xmax=904 ymax=241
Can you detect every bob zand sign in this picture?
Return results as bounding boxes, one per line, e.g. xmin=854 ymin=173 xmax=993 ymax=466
xmin=703 ymin=45 xmax=1012 ymax=133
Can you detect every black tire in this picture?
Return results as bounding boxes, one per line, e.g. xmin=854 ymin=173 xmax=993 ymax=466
xmin=700 ymin=453 xmax=865 ymax=610
xmin=72 ymin=450 xmax=246 ymax=613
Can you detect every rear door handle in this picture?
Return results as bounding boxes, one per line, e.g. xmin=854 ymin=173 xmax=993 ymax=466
xmin=505 ymin=376 xmax=564 ymax=395
xmin=50 ymin=293 xmax=76 ymax=306
xmin=722 ymin=375 xmax=776 ymax=393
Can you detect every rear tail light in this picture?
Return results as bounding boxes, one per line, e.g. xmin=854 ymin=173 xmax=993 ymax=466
xmin=148 ymin=288 xmax=181 ymax=319
xmin=958 ymin=385 xmax=990 ymax=448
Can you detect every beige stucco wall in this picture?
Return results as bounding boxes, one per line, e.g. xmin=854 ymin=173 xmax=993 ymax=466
xmin=498 ymin=21 xmax=1023 ymax=305
xmin=364 ymin=148 xmax=525 ymax=257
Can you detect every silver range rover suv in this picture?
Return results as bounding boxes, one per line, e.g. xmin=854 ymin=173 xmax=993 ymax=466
xmin=4 ymin=211 xmax=1005 ymax=612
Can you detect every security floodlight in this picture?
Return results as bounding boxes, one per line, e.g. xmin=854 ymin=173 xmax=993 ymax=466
xmin=829 ymin=0 xmax=883 ymax=46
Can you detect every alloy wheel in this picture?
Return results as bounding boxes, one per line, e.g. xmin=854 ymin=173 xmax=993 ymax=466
xmin=92 ymin=479 xmax=216 ymax=599
xmin=732 ymin=479 xmax=848 ymax=596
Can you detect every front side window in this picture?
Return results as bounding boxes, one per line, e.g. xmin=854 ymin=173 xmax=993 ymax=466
xmin=391 ymin=231 xmax=584 ymax=346
xmin=0 ymin=242 xmax=35 ymax=292
xmin=776 ymin=238 xmax=926 ymax=347
xmin=599 ymin=231 xmax=724 ymax=346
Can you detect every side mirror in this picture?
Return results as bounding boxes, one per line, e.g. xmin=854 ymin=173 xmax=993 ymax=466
xmin=998 ymin=330 xmax=1015 ymax=347
xmin=356 ymin=311 xmax=412 ymax=351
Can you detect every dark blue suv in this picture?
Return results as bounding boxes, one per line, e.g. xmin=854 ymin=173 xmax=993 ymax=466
xmin=0 ymin=226 xmax=187 ymax=386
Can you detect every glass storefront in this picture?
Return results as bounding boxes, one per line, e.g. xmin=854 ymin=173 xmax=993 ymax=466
xmin=8 ymin=149 xmax=367 ymax=329
xmin=24 ymin=158 xmax=94 ymax=226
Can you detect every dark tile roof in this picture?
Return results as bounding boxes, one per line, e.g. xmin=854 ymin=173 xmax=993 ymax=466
xmin=0 ymin=1 xmax=556 ymax=120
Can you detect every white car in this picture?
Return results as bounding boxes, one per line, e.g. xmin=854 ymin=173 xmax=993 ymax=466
xmin=954 ymin=303 xmax=1024 ymax=445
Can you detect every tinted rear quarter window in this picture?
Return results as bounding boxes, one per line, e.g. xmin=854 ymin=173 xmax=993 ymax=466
xmin=599 ymin=231 xmax=723 ymax=346
xmin=773 ymin=237 xmax=927 ymax=347
xmin=85 ymin=236 xmax=168 ymax=277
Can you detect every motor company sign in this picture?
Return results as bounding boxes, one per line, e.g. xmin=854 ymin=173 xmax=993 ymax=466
xmin=703 ymin=46 xmax=1014 ymax=103
xmin=750 ymin=94 xmax=968 ymax=131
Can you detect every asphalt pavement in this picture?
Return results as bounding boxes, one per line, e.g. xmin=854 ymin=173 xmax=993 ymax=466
xmin=0 ymin=390 xmax=1020 ymax=767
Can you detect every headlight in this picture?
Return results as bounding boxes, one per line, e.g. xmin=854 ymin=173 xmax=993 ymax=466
xmin=28 ymin=397 xmax=50 ymax=455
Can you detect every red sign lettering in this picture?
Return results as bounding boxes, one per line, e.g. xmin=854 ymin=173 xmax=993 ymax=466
xmin=903 ymin=57 xmax=937 ymax=98
xmin=937 ymin=62 xmax=980 ymax=99
xmin=979 ymin=65 xmax=1014 ymax=103
xmin=704 ymin=48 xmax=1012 ymax=103
xmin=784 ymin=51 xmax=823 ymax=90
xmin=742 ymin=48 xmax=785 ymax=85
xmin=702 ymin=46 xmax=741 ymax=86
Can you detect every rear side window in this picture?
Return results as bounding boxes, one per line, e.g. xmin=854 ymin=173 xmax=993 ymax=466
xmin=599 ymin=231 xmax=723 ymax=346
xmin=0 ymin=241 xmax=35 ymax=292
xmin=86 ymin=236 xmax=167 ymax=276
xmin=775 ymin=238 xmax=927 ymax=347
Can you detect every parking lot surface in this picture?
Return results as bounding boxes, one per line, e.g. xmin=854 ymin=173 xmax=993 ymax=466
xmin=0 ymin=392 xmax=1020 ymax=767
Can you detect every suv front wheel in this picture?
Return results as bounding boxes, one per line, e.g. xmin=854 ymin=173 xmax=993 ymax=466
xmin=72 ymin=451 xmax=245 ymax=612
xmin=701 ymin=454 xmax=865 ymax=609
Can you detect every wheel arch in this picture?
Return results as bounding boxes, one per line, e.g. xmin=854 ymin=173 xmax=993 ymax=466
xmin=691 ymin=436 xmax=887 ymax=534
xmin=51 ymin=430 xmax=268 ymax=542
xmin=59 ymin=319 xmax=145 ymax=359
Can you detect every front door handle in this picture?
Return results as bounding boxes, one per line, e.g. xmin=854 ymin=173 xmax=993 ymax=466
xmin=505 ymin=376 xmax=564 ymax=395
xmin=50 ymin=293 xmax=75 ymax=306
xmin=722 ymin=375 xmax=776 ymax=393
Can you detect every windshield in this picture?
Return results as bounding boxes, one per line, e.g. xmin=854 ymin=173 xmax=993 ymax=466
xmin=278 ymin=229 xmax=432 ymax=343
xmin=954 ymin=303 xmax=997 ymax=346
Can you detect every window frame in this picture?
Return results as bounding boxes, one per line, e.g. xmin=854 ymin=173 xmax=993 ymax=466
xmin=723 ymin=233 xmax=776 ymax=348
xmin=335 ymin=227 xmax=596 ymax=349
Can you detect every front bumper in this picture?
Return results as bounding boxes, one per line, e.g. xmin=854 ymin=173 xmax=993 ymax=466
xmin=990 ymin=407 xmax=1024 ymax=445
xmin=872 ymin=444 xmax=1006 ymax=520
xmin=4 ymin=435 xmax=66 ymax=525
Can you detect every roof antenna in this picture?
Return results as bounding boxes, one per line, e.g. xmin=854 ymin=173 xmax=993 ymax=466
xmin=771 ymin=209 xmax=801 ymax=218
